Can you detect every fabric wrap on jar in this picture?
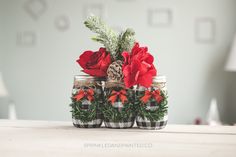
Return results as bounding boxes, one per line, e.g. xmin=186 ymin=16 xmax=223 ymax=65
xmin=70 ymin=75 xmax=104 ymax=128
xmin=136 ymin=76 xmax=168 ymax=130
xmin=103 ymin=80 xmax=135 ymax=129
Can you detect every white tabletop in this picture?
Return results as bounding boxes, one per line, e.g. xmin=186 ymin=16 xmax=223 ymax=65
xmin=0 ymin=120 xmax=236 ymax=157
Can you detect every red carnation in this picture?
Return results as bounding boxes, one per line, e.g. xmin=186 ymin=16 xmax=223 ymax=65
xmin=77 ymin=48 xmax=111 ymax=77
xmin=122 ymin=43 xmax=157 ymax=88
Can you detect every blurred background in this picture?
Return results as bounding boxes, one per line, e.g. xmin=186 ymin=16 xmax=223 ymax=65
xmin=0 ymin=0 xmax=236 ymax=124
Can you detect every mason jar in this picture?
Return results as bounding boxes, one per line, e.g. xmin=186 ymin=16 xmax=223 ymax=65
xmin=103 ymin=80 xmax=135 ymax=129
xmin=70 ymin=75 xmax=104 ymax=128
xmin=136 ymin=75 xmax=168 ymax=129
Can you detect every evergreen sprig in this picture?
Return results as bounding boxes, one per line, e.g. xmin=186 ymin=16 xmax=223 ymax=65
xmin=135 ymin=90 xmax=168 ymax=121
xmin=70 ymin=100 xmax=97 ymax=122
xmin=84 ymin=15 xmax=136 ymax=61
xmin=102 ymin=87 xmax=136 ymax=122
xmin=117 ymin=28 xmax=135 ymax=53
xmin=70 ymin=92 xmax=102 ymax=123
xmin=84 ymin=16 xmax=119 ymax=59
xmin=116 ymin=28 xmax=135 ymax=60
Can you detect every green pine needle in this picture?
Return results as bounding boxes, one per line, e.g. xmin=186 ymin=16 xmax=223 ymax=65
xmin=84 ymin=16 xmax=119 ymax=59
xmin=135 ymin=90 xmax=168 ymax=121
xmin=117 ymin=28 xmax=135 ymax=53
xmin=102 ymin=87 xmax=136 ymax=122
xmin=84 ymin=15 xmax=136 ymax=61
xmin=70 ymin=92 xmax=103 ymax=123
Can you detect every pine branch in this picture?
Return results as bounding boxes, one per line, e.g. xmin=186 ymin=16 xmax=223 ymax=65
xmin=118 ymin=28 xmax=135 ymax=53
xmin=102 ymin=86 xmax=136 ymax=122
xmin=84 ymin=16 xmax=118 ymax=59
xmin=116 ymin=28 xmax=135 ymax=60
xmin=70 ymin=92 xmax=103 ymax=123
xmin=135 ymin=90 xmax=168 ymax=121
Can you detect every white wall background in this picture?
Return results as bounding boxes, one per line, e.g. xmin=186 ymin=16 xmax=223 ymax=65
xmin=0 ymin=2 xmax=7 ymax=118
xmin=0 ymin=2 xmax=4 ymax=69
xmin=0 ymin=0 xmax=236 ymax=124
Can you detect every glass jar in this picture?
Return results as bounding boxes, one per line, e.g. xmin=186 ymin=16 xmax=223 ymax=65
xmin=70 ymin=75 xmax=104 ymax=128
xmin=136 ymin=75 xmax=168 ymax=129
xmin=103 ymin=80 xmax=135 ymax=129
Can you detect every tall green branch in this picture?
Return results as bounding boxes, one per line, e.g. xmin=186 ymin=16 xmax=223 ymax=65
xmin=84 ymin=15 xmax=136 ymax=61
xmin=84 ymin=16 xmax=118 ymax=59
xmin=116 ymin=28 xmax=135 ymax=60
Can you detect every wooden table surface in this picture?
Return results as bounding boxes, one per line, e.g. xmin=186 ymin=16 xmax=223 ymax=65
xmin=0 ymin=120 xmax=236 ymax=157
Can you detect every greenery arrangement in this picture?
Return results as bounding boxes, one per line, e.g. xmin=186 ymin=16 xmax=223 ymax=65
xmin=71 ymin=15 xmax=168 ymax=128
xmin=84 ymin=16 xmax=135 ymax=60
xmin=135 ymin=89 xmax=168 ymax=121
xmin=102 ymin=85 xmax=135 ymax=122
xmin=70 ymin=99 xmax=98 ymax=123
xmin=70 ymin=87 xmax=102 ymax=123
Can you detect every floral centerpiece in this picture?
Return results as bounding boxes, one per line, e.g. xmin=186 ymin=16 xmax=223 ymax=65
xmin=70 ymin=16 xmax=168 ymax=129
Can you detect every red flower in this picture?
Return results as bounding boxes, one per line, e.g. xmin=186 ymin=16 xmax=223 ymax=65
xmin=122 ymin=43 xmax=157 ymax=88
xmin=77 ymin=48 xmax=111 ymax=77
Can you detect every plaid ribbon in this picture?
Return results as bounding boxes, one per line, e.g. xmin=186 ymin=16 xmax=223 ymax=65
xmin=108 ymin=89 xmax=128 ymax=105
xmin=136 ymin=115 xmax=168 ymax=130
xmin=104 ymin=117 xmax=135 ymax=129
xmin=73 ymin=89 xmax=94 ymax=102
xmin=140 ymin=89 xmax=163 ymax=104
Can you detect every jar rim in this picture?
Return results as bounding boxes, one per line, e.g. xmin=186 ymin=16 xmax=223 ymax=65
xmin=153 ymin=75 xmax=166 ymax=82
xmin=105 ymin=80 xmax=125 ymax=88
xmin=74 ymin=75 xmax=95 ymax=83
xmin=74 ymin=75 xmax=106 ymax=81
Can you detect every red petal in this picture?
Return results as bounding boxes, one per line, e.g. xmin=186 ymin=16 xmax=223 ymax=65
xmin=89 ymin=60 xmax=102 ymax=69
xmin=123 ymin=66 xmax=135 ymax=88
xmin=144 ymin=53 xmax=154 ymax=64
xmin=122 ymin=51 xmax=130 ymax=65
xmin=123 ymin=60 xmax=141 ymax=88
xmin=122 ymin=65 xmax=131 ymax=77
xmin=100 ymin=53 xmax=111 ymax=70
xmin=99 ymin=47 xmax=106 ymax=53
xmin=130 ymin=43 xmax=137 ymax=56
xmin=77 ymin=51 xmax=93 ymax=69
xmin=149 ymin=65 xmax=157 ymax=76
xmin=137 ymin=73 xmax=153 ymax=87
xmin=139 ymin=62 xmax=150 ymax=75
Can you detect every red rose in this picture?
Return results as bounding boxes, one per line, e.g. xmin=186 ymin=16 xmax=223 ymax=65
xmin=77 ymin=48 xmax=111 ymax=77
xmin=122 ymin=43 xmax=157 ymax=88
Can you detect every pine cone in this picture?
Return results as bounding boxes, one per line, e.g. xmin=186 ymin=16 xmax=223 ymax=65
xmin=107 ymin=60 xmax=124 ymax=81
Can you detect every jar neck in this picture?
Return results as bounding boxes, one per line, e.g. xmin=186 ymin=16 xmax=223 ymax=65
xmin=153 ymin=75 xmax=166 ymax=83
xmin=136 ymin=76 xmax=167 ymax=90
xmin=105 ymin=80 xmax=125 ymax=88
xmin=74 ymin=75 xmax=96 ymax=87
